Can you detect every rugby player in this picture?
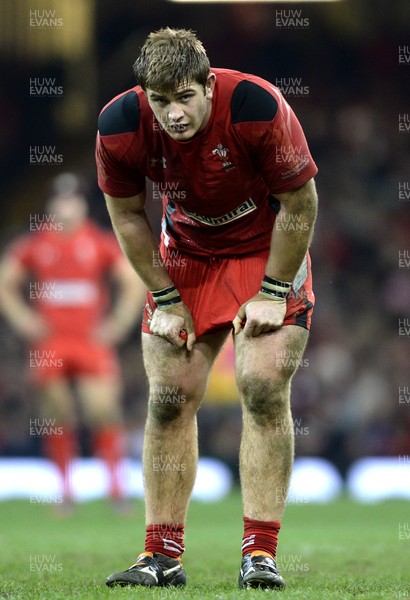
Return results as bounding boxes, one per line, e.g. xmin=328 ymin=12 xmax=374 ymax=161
xmin=0 ymin=175 xmax=144 ymax=510
xmin=96 ymin=28 xmax=318 ymax=589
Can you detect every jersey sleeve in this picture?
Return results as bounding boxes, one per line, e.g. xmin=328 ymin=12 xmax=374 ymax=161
xmin=96 ymin=91 xmax=146 ymax=198
xmin=232 ymin=80 xmax=317 ymax=194
xmin=257 ymin=95 xmax=318 ymax=194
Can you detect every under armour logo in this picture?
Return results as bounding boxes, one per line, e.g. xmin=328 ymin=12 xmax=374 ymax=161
xmin=150 ymin=157 xmax=167 ymax=169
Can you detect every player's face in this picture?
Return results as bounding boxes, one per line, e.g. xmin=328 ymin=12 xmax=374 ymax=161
xmin=146 ymin=74 xmax=216 ymax=141
xmin=47 ymin=193 xmax=88 ymax=233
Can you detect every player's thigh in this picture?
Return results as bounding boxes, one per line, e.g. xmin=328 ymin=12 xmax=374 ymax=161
xmin=40 ymin=378 xmax=77 ymax=425
xmin=235 ymin=325 xmax=309 ymax=392
xmin=142 ymin=329 xmax=230 ymax=403
xmin=76 ymin=375 xmax=122 ymax=426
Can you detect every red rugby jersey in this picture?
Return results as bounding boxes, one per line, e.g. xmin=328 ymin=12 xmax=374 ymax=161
xmin=9 ymin=220 xmax=122 ymax=337
xmin=96 ymin=68 xmax=317 ymax=257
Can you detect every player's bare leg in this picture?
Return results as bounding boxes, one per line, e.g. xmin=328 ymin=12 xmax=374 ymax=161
xmin=235 ymin=324 xmax=308 ymax=588
xmin=41 ymin=378 xmax=77 ymax=426
xmin=77 ymin=375 xmax=123 ymax=426
xmin=40 ymin=378 xmax=77 ymax=509
xmin=106 ymin=329 xmax=228 ymax=588
xmin=77 ymin=375 xmax=125 ymax=504
xmin=236 ymin=325 xmax=308 ymax=519
xmin=142 ymin=329 xmax=228 ymax=524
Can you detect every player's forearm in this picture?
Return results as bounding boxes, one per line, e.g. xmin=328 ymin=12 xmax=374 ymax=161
xmin=266 ymin=179 xmax=318 ymax=282
xmin=0 ymin=284 xmax=37 ymax=331
xmin=108 ymin=208 xmax=174 ymax=292
xmin=109 ymin=297 xmax=140 ymax=338
xmin=109 ymin=266 xmax=146 ymax=339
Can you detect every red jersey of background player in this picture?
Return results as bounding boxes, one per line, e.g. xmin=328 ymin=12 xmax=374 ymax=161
xmin=96 ymin=68 xmax=318 ymax=257
xmin=10 ymin=220 xmax=122 ymax=337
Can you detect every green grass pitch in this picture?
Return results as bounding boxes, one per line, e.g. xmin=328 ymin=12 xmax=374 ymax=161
xmin=0 ymin=492 xmax=408 ymax=599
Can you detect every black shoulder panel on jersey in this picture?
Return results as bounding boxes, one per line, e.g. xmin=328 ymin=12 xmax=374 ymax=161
xmin=231 ymin=80 xmax=278 ymax=124
xmin=267 ymin=194 xmax=281 ymax=214
xmin=98 ymin=91 xmax=140 ymax=136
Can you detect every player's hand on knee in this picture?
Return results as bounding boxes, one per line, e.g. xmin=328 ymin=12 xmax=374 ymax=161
xmin=233 ymin=293 xmax=287 ymax=337
xmin=150 ymin=302 xmax=196 ymax=350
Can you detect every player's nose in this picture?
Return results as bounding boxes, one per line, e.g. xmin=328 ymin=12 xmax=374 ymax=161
xmin=168 ymin=103 xmax=184 ymax=122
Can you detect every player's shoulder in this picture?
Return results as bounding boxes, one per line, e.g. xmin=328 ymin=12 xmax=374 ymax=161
xmin=98 ymin=86 xmax=143 ymax=136
xmin=214 ymin=68 xmax=280 ymax=124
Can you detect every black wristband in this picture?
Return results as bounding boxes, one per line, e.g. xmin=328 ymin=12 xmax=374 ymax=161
xmin=151 ymin=286 xmax=182 ymax=307
xmin=260 ymin=275 xmax=292 ymax=300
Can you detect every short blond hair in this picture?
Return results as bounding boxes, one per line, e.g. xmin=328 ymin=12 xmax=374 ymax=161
xmin=133 ymin=28 xmax=210 ymax=93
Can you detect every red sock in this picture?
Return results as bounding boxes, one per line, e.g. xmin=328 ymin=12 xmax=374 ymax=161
xmin=93 ymin=426 xmax=124 ymax=501
xmin=242 ymin=517 xmax=281 ymax=559
xmin=145 ymin=523 xmax=185 ymax=558
xmin=43 ymin=430 xmax=76 ymax=502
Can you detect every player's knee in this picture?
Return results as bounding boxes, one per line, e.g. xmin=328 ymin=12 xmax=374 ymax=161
xmin=238 ymin=374 xmax=289 ymax=426
xmin=148 ymin=383 xmax=197 ymax=426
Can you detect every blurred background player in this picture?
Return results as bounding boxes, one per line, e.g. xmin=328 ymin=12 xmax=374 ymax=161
xmin=0 ymin=173 xmax=145 ymax=510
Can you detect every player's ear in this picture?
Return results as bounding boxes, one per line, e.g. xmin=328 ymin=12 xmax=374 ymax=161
xmin=205 ymin=72 xmax=216 ymax=99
